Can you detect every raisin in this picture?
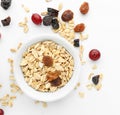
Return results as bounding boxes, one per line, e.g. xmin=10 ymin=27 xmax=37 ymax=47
xmin=42 ymin=56 xmax=53 ymax=67
xmin=74 ymin=23 xmax=85 ymax=32
xmin=47 ymin=8 xmax=59 ymax=17
xmin=50 ymin=77 xmax=62 ymax=86
xmin=1 ymin=16 xmax=11 ymax=26
xmin=47 ymin=70 xmax=61 ymax=82
xmin=61 ymin=10 xmax=74 ymax=22
xmin=74 ymin=39 xmax=80 ymax=47
xmin=80 ymin=2 xmax=89 ymax=14
xmin=51 ymin=18 xmax=59 ymax=29
xmin=1 ymin=0 xmax=12 ymax=10
xmin=92 ymin=75 xmax=100 ymax=85
xmin=43 ymin=16 xmax=53 ymax=26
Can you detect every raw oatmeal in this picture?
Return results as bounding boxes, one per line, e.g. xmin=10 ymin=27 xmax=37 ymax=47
xmin=20 ymin=40 xmax=74 ymax=92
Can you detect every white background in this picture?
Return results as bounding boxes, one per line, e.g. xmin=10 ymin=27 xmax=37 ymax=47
xmin=0 ymin=0 xmax=120 ymax=115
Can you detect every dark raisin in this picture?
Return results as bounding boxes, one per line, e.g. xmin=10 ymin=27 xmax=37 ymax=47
xmin=51 ymin=18 xmax=59 ymax=29
xmin=47 ymin=8 xmax=59 ymax=17
xmin=43 ymin=16 xmax=53 ymax=26
xmin=42 ymin=56 xmax=53 ymax=67
xmin=74 ymin=39 xmax=80 ymax=47
xmin=1 ymin=16 xmax=11 ymax=26
xmin=50 ymin=77 xmax=62 ymax=86
xmin=92 ymin=75 xmax=100 ymax=85
xmin=1 ymin=0 xmax=12 ymax=10
xmin=61 ymin=10 xmax=74 ymax=22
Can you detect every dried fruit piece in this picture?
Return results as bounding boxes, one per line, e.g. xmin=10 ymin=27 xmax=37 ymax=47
xmin=1 ymin=16 xmax=11 ymax=26
xmin=61 ymin=10 xmax=74 ymax=22
xmin=80 ymin=2 xmax=89 ymax=14
xmin=43 ymin=16 xmax=53 ymax=26
xmin=51 ymin=18 xmax=59 ymax=29
xmin=1 ymin=0 xmax=12 ymax=10
xmin=31 ymin=13 xmax=42 ymax=25
xmin=50 ymin=77 xmax=62 ymax=86
xmin=92 ymin=75 xmax=100 ymax=85
xmin=42 ymin=56 xmax=53 ymax=67
xmin=47 ymin=8 xmax=59 ymax=17
xmin=47 ymin=70 xmax=61 ymax=81
xmin=74 ymin=23 xmax=85 ymax=32
xmin=74 ymin=39 xmax=80 ymax=47
xmin=89 ymin=49 xmax=101 ymax=61
xmin=0 ymin=108 xmax=4 ymax=115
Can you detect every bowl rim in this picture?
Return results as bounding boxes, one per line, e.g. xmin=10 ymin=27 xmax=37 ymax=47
xmin=14 ymin=34 xmax=80 ymax=102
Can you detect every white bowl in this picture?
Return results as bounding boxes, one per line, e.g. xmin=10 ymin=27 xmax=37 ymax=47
xmin=14 ymin=34 xmax=80 ymax=102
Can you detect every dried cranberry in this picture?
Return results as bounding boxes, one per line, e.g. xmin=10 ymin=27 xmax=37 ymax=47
xmin=43 ymin=16 xmax=53 ymax=26
xmin=89 ymin=49 xmax=101 ymax=61
xmin=92 ymin=75 xmax=100 ymax=85
xmin=0 ymin=109 xmax=4 ymax=115
xmin=31 ymin=13 xmax=42 ymax=25
xmin=47 ymin=8 xmax=59 ymax=17
xmin=1 ymin=0 xmax=12 ymax=10
xmin=74 ymin=23 xmax=85 ymax=32
xmin=51 ymin=18 xmax=59 ymax=29
xmin=74 ymin=39 xmax=80 ymax=47
xmin=80 ymin=2 xmax=89 ymax=14
xmin=1 ymin=16 xmax=11 ymax=26
xmin=61 ymin=10 xmax=74 ymax=22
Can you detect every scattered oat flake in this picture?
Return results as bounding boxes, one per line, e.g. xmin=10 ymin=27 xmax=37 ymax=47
xmin=86 ymin=84 xmax=93 ymax=90
xmin=94 ymin=83 xmax=102 ymax=91
xmin=41 ymin=12 xmax=48 ymax=16
xmin=45 ymin=0 xmax=52 ymax=2
xmin=0 ymin=84 xmax=2 ymax=88
xmin=42 ymin=102 xmax=47 ymax=108
xmin=10 ymin=48 xmax=17 ymax=53
xmin=58 ymin=3 xmax=63 ymax=11
xmin=79 ymin=92 xmax=85 ymax=98
xmin=21 ymin=4 xmax=30 ymax=13
xmin=88 ymin=73 xmax=94 ymax=80
xmin=92 ymin=64 xmax=97 ymax=70
xmin=80 ymin=33 xmax=88 ymax=41
xmin=34 ymin=100 xmax=40 ymax=104
xmin=17 ymin=42 xmax=22 ymax=50
xmin=9 ymin=75 xmax=15 ymax=81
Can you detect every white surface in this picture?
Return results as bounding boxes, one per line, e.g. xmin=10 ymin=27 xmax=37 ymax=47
xmin=14 ymin=34 xmax=80 ymax=102
xmin=0 ymin=0 xmax=120 ymax=115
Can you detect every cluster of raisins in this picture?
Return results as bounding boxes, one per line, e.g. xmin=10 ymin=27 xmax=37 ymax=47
xmin=43 ymin=8 xmax=60 ymax=29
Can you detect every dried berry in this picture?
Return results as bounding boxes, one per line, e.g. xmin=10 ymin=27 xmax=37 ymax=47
xmin=80 ymin=2 xmax=89 ymax=14
xmin=0 ymin=109 xmax=4 ymax=115
xmin=1 ymin=0 xmax=12 ymax=10
xmin=43 ymin=16 xmax=53 ymax=26
xmin=50 ymin=77 xmax=62 ymax=86
xmin=47 ymin=70 xmax=61 ymax=82
xmin=31 ymin=13 xmax=42 ymax=25
xmin=92 ymin=75 xmax=100 ymax=85
xmin=51 ymin=18 xmax=59 ymax=29
xmin=74 ymin=23 xmax=85 ymax=32
xmin=1 ymin=16 xmax=11 ymax=26
xmin=42 ymin=56 xmax=53 ymax=66
xmin=47 ymin=8 xmax=59 ymax=17
xmin=89 ymin=49 xmax=101 ymax=61
xmin=61 ymin=10 xmax=74 ymax=22
xmin=74 ymin=39 xmax=80 ymax=47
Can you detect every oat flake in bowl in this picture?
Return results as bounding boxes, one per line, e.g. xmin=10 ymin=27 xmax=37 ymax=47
xmin=14 ymin=35 xmax=80 ymax=102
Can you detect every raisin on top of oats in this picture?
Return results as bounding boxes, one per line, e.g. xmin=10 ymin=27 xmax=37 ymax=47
xmin=42 ymin=56 xmax=53 ymax=67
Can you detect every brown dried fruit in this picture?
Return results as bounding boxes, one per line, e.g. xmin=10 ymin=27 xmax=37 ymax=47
xmin=42 ymin=56 xmax=53 ymax=67
xmin=50 ymin=77 xmax=62 ymax=86
xmin=61 ymin=10 xmax=74 ymax=22
xmin=1 ymin=16 xmax=11 ymax=26
xmin=47 ymin=70 xmax=61 ymax=82
xmin=80 ymin=2 xmax=89 ymax=14
xmin=74 ymin=23 xmax=85 ymax=32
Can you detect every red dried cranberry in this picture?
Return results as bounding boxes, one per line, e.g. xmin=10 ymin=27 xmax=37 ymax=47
xmin=0 ymin=109 xmax=4 ymax=115
xmin=31 ymin=13 xmax=42 ymax=25
xmin=89 ymin=49 xmax=101 ymax=61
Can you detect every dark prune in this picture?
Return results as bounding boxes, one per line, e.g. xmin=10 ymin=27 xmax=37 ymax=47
xmin=43 ymin=16 xmax=53 ymax=26
xmin=50 ymin=77 xmax=62 ymax=86
xmin=61 ymin=10 xmax=74 ymax=22
xmin=92 ymin=75 xmax=100 ymax=85
xmin=47 ymin=8 xmax=59 ymax=17
xmin=74 ymin=39 xmax=80 ymax=47
xmin=1 ymin=16 xmax=11 ymax=26
xmin=1 ymin=0 xmax=12 ymax=10
xmin=51 ymin=18 xmax=59 ymax=29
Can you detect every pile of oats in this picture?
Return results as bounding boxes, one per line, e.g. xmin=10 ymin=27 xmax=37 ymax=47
xmin=20 ymin=40 xmax=74 ymax=92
